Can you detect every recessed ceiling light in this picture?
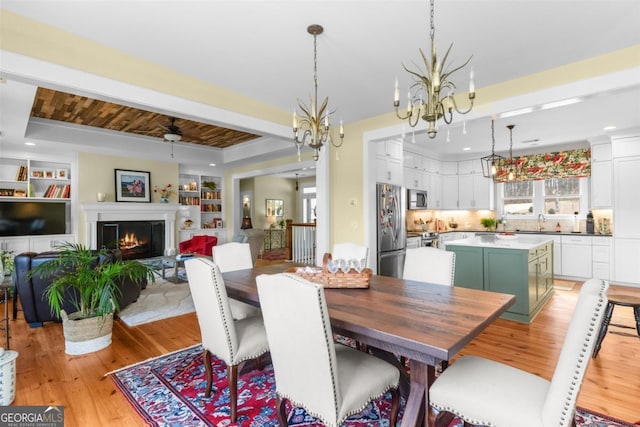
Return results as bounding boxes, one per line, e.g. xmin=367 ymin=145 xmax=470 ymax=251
xmin=540 ymin=97 xmax=582 ymax=110
xmin=463 ymin=147 xmax=471 ymax=151
xmin=24 ymin=142 xmax=36 ymax=146
xmin=208 ymin=163 xmax=216 ymax=167
xmin=498 ymin=107 xmax=534 ymax=119
xmin=603 ymin=126 xmax=617 ymax=131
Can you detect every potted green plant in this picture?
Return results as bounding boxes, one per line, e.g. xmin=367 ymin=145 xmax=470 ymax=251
xmin=28 ymin=242 xmax=156 ymax=355
xmin=480 ymin=217 xmax=497 ymax=231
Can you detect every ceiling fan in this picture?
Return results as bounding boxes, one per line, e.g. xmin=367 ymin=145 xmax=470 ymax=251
xmin=163 ymin=117 xmax=182 ymax=143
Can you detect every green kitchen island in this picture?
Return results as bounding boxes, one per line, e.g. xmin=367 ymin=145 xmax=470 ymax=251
xmin=446 ymin=234 xmax=554 ymax=323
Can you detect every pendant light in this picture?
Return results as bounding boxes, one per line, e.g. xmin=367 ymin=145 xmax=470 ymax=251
xmin=480 ymin=119 xmax=505 ymax=179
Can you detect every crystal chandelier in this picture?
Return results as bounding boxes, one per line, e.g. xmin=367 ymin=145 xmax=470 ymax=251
xmin=394 ymin=0 xmax=475 ymax=139
xmin=293 ymin=24 xmax=344 ymax=161
xmin=480 ymin=119 xmax=505 ymax=179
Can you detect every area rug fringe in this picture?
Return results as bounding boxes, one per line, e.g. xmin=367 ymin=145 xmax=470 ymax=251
xmin=104 ymin=343 xmax=201 ymax=376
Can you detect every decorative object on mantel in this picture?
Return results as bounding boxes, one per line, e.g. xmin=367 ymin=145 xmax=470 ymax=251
xmin=481 ymin=119 xmax=505 ymax=178
xmin=394 ymin=0 xmax=475 ymax=139
xmin=201 ymin=181 xmax=217 ymax=191
xmin=153 ymin=184 xmax=175 ymax=203
xmin=292 ymin=24 xmax=344 ymax=162
xmin=493 ymin=148 xmax=591 ymax=183
xmin=114 ymin=169 xmax=151 ymax=203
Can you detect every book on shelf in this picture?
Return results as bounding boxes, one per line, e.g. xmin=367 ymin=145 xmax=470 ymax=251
xmin=15 ymin=165 xmax=28 ymax=181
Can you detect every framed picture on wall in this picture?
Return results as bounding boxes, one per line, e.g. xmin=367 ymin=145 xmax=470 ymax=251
xmin=115 ymin=169 xmax=151 ymax=202
xmin=266 ymin=199 xmax=284 ymax=217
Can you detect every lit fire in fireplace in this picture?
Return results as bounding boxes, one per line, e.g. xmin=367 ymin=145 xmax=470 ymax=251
xmin=120 ymin=232 xmax=146 ymax=250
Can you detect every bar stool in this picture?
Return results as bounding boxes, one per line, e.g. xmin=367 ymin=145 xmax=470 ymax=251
xmin=592 ymin=293 xmax=640 ymax=358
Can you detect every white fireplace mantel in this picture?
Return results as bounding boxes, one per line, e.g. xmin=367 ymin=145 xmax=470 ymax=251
xmin=81 ymin=202 xmax=179 ymax=255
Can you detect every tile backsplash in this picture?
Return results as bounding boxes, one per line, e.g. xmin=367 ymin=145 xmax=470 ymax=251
xmin=406 ymin=209 xmax=613 ymax=234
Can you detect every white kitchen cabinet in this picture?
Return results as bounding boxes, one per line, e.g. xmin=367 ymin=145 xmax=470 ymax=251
xmin=426 ymin=173 xmax=442 ymax=209
xmin=375 ymin=156 xmax=402 ymax=185
xmin=458 ymin=172 xmax=492 ymax=210
xmin=592 ymin=236 xmax=611 ymax=280
xmin=441 ymin=161 xmax=458 ymax=175
xmin=0 ymin=238 xmax=30 ymax=255
xmin=404 ymin=167 xmax=424 ymax=190
xmin=376 ymin=140 xmax=402 ymax=160
xmin=549 ymin=235 xmax=562 ymax=276
xmin=407 ymin=236 xmax=421 ymax=249
xmin=613 ymin=238 xmax=640 ymax=285
xmin=441 ymin=175 xmax=459 ymax=209
xmin=561 ymin=235 xmax=592 ymax=278
xmin=613 ymin=155 xmax=640 ymax=238
xmin=29 ymin=235 xmax=76 ymax=253
xmin=590 ymin=142 xmax=612 ymax=208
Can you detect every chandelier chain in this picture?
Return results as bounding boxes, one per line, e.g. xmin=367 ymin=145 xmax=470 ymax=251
xmin=313 ymin=32 xmax=318 ymax=114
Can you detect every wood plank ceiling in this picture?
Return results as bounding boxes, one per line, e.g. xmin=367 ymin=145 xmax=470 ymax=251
xmin=30 ymin=88 xmax=261 ymax=149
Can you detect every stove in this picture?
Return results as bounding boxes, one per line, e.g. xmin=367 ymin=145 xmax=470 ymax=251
xmin=421 ymin=232 xmax=439 ymax=248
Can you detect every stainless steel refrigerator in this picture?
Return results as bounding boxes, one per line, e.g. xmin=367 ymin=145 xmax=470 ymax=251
xmin=376 ymin=183 xmax=406 ymax=278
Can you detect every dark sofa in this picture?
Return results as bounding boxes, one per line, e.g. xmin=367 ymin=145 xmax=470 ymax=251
xmin=14 ymin=249 xmax=146 ymax=327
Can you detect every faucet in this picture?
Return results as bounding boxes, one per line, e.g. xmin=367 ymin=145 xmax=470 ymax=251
xmin=537 ymin=214 xmax=546 ymax=232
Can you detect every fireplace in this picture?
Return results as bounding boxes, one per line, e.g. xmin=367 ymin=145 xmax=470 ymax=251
xmin=97 ymin=220 xmax=164 ymax=260
xmin=81 ymin=202 xmax=179 ymax=256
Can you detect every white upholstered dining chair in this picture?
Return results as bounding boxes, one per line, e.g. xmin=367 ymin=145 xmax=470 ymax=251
xmin=212 ymin=242 xmax=262 ymax=320
xmin=403 ymin=246 xmax=456 ymax=286
xmin=429 ymin=278 xmax=609 ymax=427
xmin=256 ymin=273 xmax=400 ymax=427
xmin=184 ymin=257 xmax=269 ymax=423
xmin=332 ymin=242 xmax=369 ymax=265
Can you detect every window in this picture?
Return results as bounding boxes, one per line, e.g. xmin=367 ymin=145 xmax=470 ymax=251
xmin=543 ymin=178 xmax=581 ymax=215
xmin=499 ymin=177 xmax=588 ymax=218
xmin=302 ymin=186 xmax=316 ymax=223
xmin=503 ymin=181 xmax=534 ymax=216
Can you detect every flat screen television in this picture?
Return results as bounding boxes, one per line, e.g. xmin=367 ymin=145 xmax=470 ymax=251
xmin=0 ymin=201 xmax=69 ymax=237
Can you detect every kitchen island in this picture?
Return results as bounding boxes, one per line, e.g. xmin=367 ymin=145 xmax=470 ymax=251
xmin=446 ymin=234 xmax=554 ymax=323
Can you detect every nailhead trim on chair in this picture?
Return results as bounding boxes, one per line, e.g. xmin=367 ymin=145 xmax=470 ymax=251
xmin=280 ymin=273 xmax=399 ymax=427
xmin=432 ymin=280 xmax=608 ymax=427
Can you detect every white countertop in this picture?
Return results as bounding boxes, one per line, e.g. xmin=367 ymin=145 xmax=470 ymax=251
xmin=445 ymin=234 xmax=553 ymax=250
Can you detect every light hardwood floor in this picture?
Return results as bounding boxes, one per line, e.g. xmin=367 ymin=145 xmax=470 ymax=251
xmin=5 ymin=282 xmax=640 ymax=426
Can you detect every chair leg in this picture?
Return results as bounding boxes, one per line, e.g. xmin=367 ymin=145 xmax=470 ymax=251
xmin=276 ymin=395 xmax=288 ymax=427
xmin=434 ymin=410 xmax=457 ymax=427
xmin=203 ymin=349 xmax=213 ymax=397
xmin=388 ymin=388 xmax=400 ymax=426
xmin=592 ymin=301 xmax=615 ymax=358
xmin=228 ymin=364 xmax=239 ymax=423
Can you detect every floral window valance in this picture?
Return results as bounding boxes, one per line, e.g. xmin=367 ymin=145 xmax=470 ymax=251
xmin=494 ymin=148 xmax=590 ymax=183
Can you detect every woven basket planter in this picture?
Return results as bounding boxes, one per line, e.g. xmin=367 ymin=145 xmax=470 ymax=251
xmin=60 ymin=310 xmax=113 ymax=355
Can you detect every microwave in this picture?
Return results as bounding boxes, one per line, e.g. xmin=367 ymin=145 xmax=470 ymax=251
xmin=407 ymin=189 xmax=428 ymax=210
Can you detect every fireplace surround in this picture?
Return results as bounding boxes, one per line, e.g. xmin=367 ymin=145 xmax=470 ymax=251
xmin=81 ymin=203 xmax=179 ymax=256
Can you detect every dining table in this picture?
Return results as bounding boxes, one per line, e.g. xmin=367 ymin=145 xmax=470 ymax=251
xmin=221 ymin=263 xmax=515 ymax=427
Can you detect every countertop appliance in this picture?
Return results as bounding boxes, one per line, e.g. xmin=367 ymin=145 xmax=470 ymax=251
xmin=407 ymin=189 xmax=428 ymax=210
xmin=421 ymin=232 xmax=439 ymax=248
xmin=377 ymin=183 xmax=405 ymax=278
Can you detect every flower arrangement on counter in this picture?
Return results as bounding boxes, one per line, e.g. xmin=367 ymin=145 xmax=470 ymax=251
xmin=153 ymin=184 xmax=175 ymax=198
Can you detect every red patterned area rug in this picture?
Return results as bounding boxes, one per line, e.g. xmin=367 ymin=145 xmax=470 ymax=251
xmin=109 ymin=345 xmax=636 ymax=427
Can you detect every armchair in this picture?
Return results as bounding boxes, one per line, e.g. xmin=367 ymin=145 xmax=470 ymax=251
xmin=178 ymin=235 xmax=217 ymax=256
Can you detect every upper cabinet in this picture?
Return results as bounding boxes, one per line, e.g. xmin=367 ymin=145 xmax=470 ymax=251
xmin=590 ymin=142 xmax=612 ymax=209
xmin=376 ymin=140 xmax=403 ymax=185
xmin=0 ymin=157 xmax=71 ymax=200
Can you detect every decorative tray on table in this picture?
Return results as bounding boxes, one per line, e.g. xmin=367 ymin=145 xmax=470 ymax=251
xmin=496 ymin=232 xmax=518 ymax=240
xmin=286 ymin=253 xmax=372 ymax=289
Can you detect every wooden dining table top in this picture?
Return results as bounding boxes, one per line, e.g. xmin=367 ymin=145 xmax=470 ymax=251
xmin=222 ymin=263 xmax=515 ymax=366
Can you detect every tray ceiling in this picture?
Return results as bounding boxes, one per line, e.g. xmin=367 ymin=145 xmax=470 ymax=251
xmin=30 ymin=87 xmax=261 ymax=149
